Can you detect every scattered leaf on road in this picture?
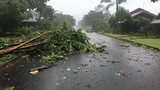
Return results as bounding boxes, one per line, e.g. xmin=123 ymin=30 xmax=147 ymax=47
xmin=67 ymin=68 xmax=71 ymax=71
xmin=101 ymin=65 xmax=107 ymax=67
xmin=63 ymin=77 xmax=66 ymax=79
xmin=107 ymin=60 xmax=120 ymax=64
xmin=84 ymin=69 xmax=89 ymax=72
xmin=80 ymin=64 xmax=88 ymax=67
xmin=115 ymin=70 xmax=125 ymax=77
xmin=74 ymin=82 xmax=80 ymax=85
xmin=145 ymin=63 xmax=151 ymax=66
xmin=77 ymin=67 xmax=80 ymax=70
xmin=74 ymin=70 xmax=78 ymax=74
xmin=56 ymin=82 xmax=60 ymax=86
xmin=30 ymin=70 xmax=39 ymax=75
xmin=137 ymin=70 xmax=142 ymax=72
xmin=5 ymin=86 xmax=15 ymax=90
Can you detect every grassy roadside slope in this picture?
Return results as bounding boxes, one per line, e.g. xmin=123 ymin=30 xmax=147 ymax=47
xmin=103 ymin=33 xmax=160 ymax=50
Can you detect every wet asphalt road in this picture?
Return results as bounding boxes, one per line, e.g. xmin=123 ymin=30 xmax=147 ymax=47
xmin=0 ymin=32 xmax=160 ymax=90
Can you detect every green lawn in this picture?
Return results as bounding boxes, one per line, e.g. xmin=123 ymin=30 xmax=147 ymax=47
xmin=104 ymin=33 xmax=160 ymax=49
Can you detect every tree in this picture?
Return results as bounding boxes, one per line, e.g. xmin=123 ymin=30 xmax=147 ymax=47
xmin=109 ymin=7 xmax=133 ymax=33
xmin=23 ymin=0 xmax=54 ymax=21
xmin=95 ymin=4 xmax=106 ymax=13
xmin=0 ymin=0 xmax=55 ymax=33
xmin=151 ymin=0 xmax=159 ymax=2
xmin=24 ymin=0 xmax=49 ymax=16
xmin=80 ymin=10 xmax=111 ymax=32
xmin=101 ymin=0 xmax=127 ymax=27
xmin=52 ymin=13 xmax=76 ymax=28
xmin=156 ymin=13 xmax=160 ymax=19
xmin=36 ymin=5 xmax=55 ymax=30
xmin=0 ymin=0 xmax=29 ymax=33
xmin=133 ymin=17 xmax=150 ymax=34
xmin=22 ymin=0 xmax=55 ymax=30
xmin=100 ymin=0 xmax=126 ymax=14
xmin=42 ymin=6 xmax=55 ymax=21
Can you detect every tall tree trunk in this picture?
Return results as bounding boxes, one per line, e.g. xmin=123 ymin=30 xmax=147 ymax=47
xmin=116 ymin=2 xmax=118 ymax=14
xmin=115 ymin=1 xmax=118 ymax=26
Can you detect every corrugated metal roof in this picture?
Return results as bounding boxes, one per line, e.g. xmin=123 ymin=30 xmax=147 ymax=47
xmin=151 ymin=19 xmax=160 ymax=24
xmin=131 ymin=11 xmax=143 ymax=17
xmin=130 ymin=8 xmax=156 ymax=18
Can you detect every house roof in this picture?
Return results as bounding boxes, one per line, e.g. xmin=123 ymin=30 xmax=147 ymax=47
xmin=131 ymin=11 xmax=143 ymax=17
xmin=130 ymin=8 xmax=156 ymax=19
xmin=22 ymin=11 xmax=39 ymax=23
xmin=130 ymin=8 xmax=143 ymax=15
xmin=22 ymin=18 xmax=37 ymax=23
xmin=151 ymin=19 xmax=160 ymax=24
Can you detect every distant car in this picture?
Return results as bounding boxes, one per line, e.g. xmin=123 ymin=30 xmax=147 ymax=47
xmin=86 ymin=29 xmax=92 ymax=33
xmin=86 ymin=26 xmax=92 ymax=33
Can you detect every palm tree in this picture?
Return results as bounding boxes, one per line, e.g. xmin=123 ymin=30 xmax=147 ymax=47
xmin=101 ymin=0 xmax=126 ymax=14
xmin=151 ymin=0 xmax=158 ymax=2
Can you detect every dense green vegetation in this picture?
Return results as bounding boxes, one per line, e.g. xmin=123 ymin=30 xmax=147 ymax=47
xmin=0 ymin=0 xmax=54 ymax=34
xmin=79 ymin=0 xmax=160 ymax=36
xmin=107 ymin=6 xmax=159 ymax=35
xmin=0 ymin=0 xmax=29 ymax=33
xmin=101 ymin=0 xmax=126 ymax=21
xmin=0 ymin=23 xmax=106 ymax=65
xmin=40 ymin=25 xmax=105 ymax=63
xmin=52 ymin=13 xmax=76 ymax=28
xmin=78 ymin=7 xmax=111 ymax=32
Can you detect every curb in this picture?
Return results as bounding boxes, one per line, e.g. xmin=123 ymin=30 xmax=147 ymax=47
xmin=102 ymin=33 xmax=160 ymax=51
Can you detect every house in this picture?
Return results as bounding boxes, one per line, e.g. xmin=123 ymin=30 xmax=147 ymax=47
xmin=151 ymin=19 xmax=160 ymax=24
xmin=151 ymin=19 xmax=160 ymax=34
xmin=21 ymin=11 xmax=39 ymax=27
xmin=130 ymin=8 xmax=156 ymax=21
xmin=130 ymin=8 xmax=160 ymax=34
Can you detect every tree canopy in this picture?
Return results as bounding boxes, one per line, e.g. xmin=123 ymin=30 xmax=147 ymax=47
xmin=79 ymin=10 xmax=111 ymax=32
xmin=0 ymin=0 xmax=55 ymax=33
xmin=52 ymin=13 xmax=76 ymax=28
xmin=100 ymin=0 xmax=126 ymax=13
xmin=151 ymin=0 xmax=159 ymax=2
xmin=0 ymin=0 xmax=29 ymax=32
xmin=109 ymin=7 xmax=133 ymax=33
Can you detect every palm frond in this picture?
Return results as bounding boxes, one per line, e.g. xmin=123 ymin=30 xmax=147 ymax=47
xmin=96 ymin=4 xmax=104 ymax=8
xmin=117 ymin=0 xmax=127 ymax=4
xmin=106 ymin=3 xmax=115 ymax=10
xmin=101 ymin=0 xmax=112 ymax=3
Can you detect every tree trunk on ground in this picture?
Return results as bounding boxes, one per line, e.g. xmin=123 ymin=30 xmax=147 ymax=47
xmin=0 ymin=31 xmax=51 ymax=55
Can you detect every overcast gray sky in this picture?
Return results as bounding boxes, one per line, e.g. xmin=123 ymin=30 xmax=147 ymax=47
xmin=47 ymin=0 xmax=160 ymax=23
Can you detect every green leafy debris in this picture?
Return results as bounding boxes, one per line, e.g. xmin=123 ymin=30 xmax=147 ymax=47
xmin=37 ymin=26 xmax=106 ymax=63
xmin=0 ymin=24 xmax=107 ymax=64
xmin=0 ymin=54 xmax=16 ymax=65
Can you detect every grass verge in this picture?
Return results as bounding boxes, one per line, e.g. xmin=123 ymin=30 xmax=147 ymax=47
xmin=103 ymin=33 xmax=160 ymax=50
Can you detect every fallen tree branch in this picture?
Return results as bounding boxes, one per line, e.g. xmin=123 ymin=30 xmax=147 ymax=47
xmin=0 ymin=31 xmax=52 ymax=55
xmin=19 ymin=41 xmax=48 ymax=49
xmin=30 ymin=65 xmax=57 ymax=72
